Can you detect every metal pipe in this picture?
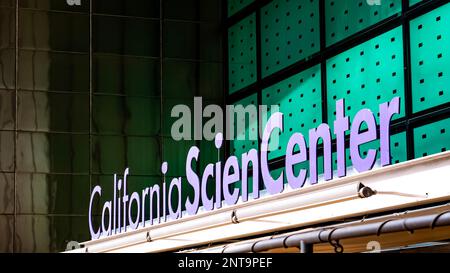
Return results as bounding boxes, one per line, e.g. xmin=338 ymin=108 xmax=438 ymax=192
xmin=300 ymin=241 xmax=313 ymax=254
xmin=220 ymin=210 xmax=450 ymax=253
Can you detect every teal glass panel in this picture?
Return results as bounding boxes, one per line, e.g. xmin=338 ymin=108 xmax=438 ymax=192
xmin=414 ymin=118 xmax=450 ymax=158
xmin=228 ymin=14 xmax=257 ymax=94
xmin=325 ymin=0 xmax=401 ymax=46
xmin=410 ymin=3 xmax=450 ymax=113
xmin=262 ymin=64 xmax=322 ymax=160
xmin=327 ymin=27 xmax=405 ymax=134
xmin=261 ymin=0 xmax=320 ymax=77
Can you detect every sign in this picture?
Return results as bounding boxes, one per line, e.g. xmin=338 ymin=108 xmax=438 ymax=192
xmin=88 ymin=97 xmax=400 ymax=240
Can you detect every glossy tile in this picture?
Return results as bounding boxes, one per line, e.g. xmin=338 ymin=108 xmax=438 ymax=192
xmin=0 ymin=49 xmax=15 ymax=90
xmin=19 ymin=9 xmax=89 ymax=52
xmin=18 ymin=91 xmax=90 ymax=133
xmin=0 ymin=8 xmax=15 ymax=49
xmin=14 ymin=215 xmax=90 ymax=253
xmin=93 ymin=95 xmax=161 ymax=136
xmin=0 ymin=215 xmax=13 ymax=253
xmin=16 ymin=132 xmax=89 ymax=174
xmin=93 ymin=15 xmax=159 ymax=57
xmin=92 ymin=135 xmax=161 ymax=176
xmin=0 ymin=173 xmax=14 ymax=214
xmin=18 ymin=50 xmax=89 ymax=92
xmin=0 ymin=90 xmax=15 ymax=130
xmin=16 ymin=174 xmax=90 ymax=215
xmin=93 ymin=54 xmax=160 ymax=97
xmin=0 ymin=131 xmax=14 ymax=172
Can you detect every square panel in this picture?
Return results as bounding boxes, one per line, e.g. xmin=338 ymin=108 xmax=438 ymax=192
xmin=19 ymin=9 xmax=90 ymax=52
xmin=16 ymin=174 xmax=90 ymax=215
xmin=18 ymin=91 xmax=90 ymax=133
xmin=414 ymin=118 xmax=450 ymax=158
xmin=262 ymin=64 xmax=322 ymax=160
xmin=410 ymin=3 xmax=450 ymax=113
xmin=93 ymin=54 xmax=160 ymax=97
xmin=261 ymin=0 xmax=320 ymax=77
xmin=327 ymin=26 xmax=405 ymax=134
xmin=18 ymin=50 xmax=89 ymax=93
xmin=325 ymin=0 xmax=401 ymax=46
xmin=93 ymin=15 xmax=160 ymax=58
xmin=228 ymin=13 xmax=257 ymax=94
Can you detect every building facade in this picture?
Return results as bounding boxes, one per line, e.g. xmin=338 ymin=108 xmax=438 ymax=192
xmin=2 ymin=0 xmax=450 ymax=253
xmin=0 ymin=0 xmax=223 ymax=253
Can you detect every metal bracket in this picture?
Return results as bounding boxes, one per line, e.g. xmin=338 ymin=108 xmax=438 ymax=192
xmin=358 ymin=183 xmax=377 ymax=198
xmin=231 ymin=210 xmax=240 ymax=224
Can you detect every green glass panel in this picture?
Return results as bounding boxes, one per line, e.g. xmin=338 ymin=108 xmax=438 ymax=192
xmin=16 ymin=133 xmax=89 ymax=174
xmin=325 ymin=0 xmax=401 ymax=46
xmin=410 ymin=3 xmax=450 ymax=113
xmin=262 ymin=64 xmax=322 ymax=160
xmin=327 ymin=26 xmax=405 ymax=135
xmin=261 ymin=0 xmax=320 ymax=77
xmin=228 ymin=14 xmax=257 ymax=94
xmin=228 ymin=0 xmax=254 ymax=17
xmin=414 ymin=118 xmax=450 ymax=158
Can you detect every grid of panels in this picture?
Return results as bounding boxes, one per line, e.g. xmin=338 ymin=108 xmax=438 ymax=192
xmin=262 ymin=64 xmax=322 ymax=160
xmin=261 ymin=0 xmax=320 ymax=78
xmin=325 ymin=0 xmax=401 ymax=46
xmin=228 ymin=13 xmax=257 ymax=94
xmin=327 ymin=26 xmax=406 ymax=132
xmin=2 ymin=0 xmax=223 ymax=253
xmin=410 ymin=2 xmax=450 ymax=113
xmin=226 ymin=0 xmax=450 ymax=187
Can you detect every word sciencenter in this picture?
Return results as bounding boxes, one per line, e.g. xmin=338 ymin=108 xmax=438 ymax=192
xmin=88 ymin=97 xmax=401 ymax=239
